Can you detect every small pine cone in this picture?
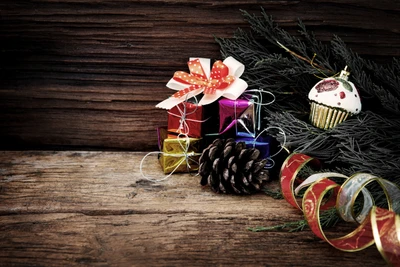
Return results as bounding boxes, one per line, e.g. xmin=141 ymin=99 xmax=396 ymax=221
xmin=199 ymin=138 xmax=269 ymax=194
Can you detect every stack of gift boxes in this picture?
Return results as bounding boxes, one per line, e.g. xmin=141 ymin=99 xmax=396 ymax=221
xmin=156 ymin=57 xmax=272 ymax=174
xmin=157 ymin=95 xmax=271 ymax=174
xmin=157 ymin=101 xmax=204 ymax=174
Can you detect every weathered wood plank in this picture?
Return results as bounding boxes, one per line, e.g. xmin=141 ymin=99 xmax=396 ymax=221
xmin=0 ymin=151 xmax=386 ymax=266
xmin=0 ymin=1 xmax=399 ymax=150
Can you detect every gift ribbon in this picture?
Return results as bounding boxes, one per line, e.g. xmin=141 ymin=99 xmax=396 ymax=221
xmin=230 ymin=89 xmax=284 ymax=169
xmin=241 ymin=89 xmax=276 ymax=132
xmin=167 ymin=102 xmax=209 ymax=136
xmin=252 ymin=126 xmax=286 ymax=169
xmin=140 ymin=133 xmax=201 ymax=182
xmin=219 ymin=89 xmax=276 ymax=137
xmin=280 ymin=153 xmax=400 ymax=265
xmin=172 ymin=59 xmax=234 ymax=97
xmin=156 ymin=57 xmax=248 ymax=109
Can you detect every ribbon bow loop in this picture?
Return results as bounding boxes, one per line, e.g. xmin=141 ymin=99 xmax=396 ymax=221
xmin=156 ymin=57 xmax=248 ymax=110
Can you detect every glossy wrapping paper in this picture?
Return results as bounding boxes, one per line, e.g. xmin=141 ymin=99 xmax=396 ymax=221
xmin=157 ymin=127 xmax=202 ymax=174
xmin=218 ymin=98 xmax=255 ymax=137
xmin=235 ymin=135 xmax=270 ymax=160
xmin=167 ymin=101 xmax=203 ymax=138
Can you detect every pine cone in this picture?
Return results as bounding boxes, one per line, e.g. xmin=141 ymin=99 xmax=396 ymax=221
xmin=199 ymin=138 xmax=269 ymax=194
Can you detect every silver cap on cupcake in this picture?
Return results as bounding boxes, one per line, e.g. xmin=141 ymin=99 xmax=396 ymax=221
xmin=339 ymin=66 xmax=350 ymax=81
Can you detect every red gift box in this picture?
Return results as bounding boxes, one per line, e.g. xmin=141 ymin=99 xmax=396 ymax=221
xmin=167 ymin=101 xmax=203 ymax=138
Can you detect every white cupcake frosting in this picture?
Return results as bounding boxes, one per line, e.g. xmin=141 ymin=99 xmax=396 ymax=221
xmin=308 ymin=68 xmax=361 ymax=114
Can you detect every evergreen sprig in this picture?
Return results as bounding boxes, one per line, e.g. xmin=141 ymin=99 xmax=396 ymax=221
xmin=331 ymin=36 xmax=400 ymax=115
xmin=216 ymin=9 xmax=400 ymax=230
xmin=248 ymin=208 xmax=340 ymax=233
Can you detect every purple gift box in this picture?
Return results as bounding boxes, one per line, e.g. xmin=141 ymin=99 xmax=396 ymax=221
xmin=218 ymin=98 xmax=256 ymax=137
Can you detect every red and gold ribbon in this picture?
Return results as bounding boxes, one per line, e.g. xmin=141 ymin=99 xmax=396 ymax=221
xmin=280 ymin=153 xmax=400 ymax=266
xmin=172 ymin=59 xmax=235 ymax=98
xmin=156 ymin=57 xmax=248 ymax=110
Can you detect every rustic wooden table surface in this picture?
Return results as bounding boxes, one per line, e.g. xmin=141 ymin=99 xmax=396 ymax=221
xmin=0 ymin=151 xmax=387 ymax=266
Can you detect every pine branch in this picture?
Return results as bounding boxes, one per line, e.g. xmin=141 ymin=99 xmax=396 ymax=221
xmin=248 ymin=208 xmax=340 ymax=232
xmin=262 ymin=187 xmax=283 ymax=199
xmin=216 ymin=30 xmax=313 ymax=115
xmin=265 ymin=111 xmax=340 ymax=161
xmin=242 ymin=9 xmax=336 ymax=76
xmin=297 ymin=20 xmax=335 ymax=72
xmin=248 ymin=220 xmax=308 ymax=232
xmin=216 ymin=28 xmax=272 ymax=68
xmin=331 ymin=36 xmax=400 ymax=115
xmin=331 ymin=111 xmax=400 ymax=186
xmin=217 ymin=8 xmax=400 ymax=220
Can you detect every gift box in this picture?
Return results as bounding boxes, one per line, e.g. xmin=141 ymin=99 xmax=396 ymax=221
xmin=235 ymin=135 xmax=271 ymax=160
xmin=218 ymin=98 xmax=256 ymax=137
xmin=167 ymin=101 xmax=203 ymax=138
xmin=157 ymin=127 xmax=202 ymax=174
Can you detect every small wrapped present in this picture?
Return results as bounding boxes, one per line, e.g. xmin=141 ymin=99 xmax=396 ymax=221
xmin=167 ymin=101 xmax=203 ymax=138
xmin=218 ymin=98 xmax=256 ymax=137
xmin=157 ymin=127 xmax=202 ymax=174
xmin=235 ymin=135 xmax=271 ymax=160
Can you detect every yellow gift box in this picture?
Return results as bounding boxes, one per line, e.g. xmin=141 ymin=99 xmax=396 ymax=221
xmin=157 ymin=127 xmax=202 ymax=174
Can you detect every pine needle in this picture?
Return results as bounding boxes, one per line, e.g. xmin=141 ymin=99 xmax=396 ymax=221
xmin=217 ymin=8 xmax=400 ymax=228
xmin=248 ymin=208 xmax=340 ymax=232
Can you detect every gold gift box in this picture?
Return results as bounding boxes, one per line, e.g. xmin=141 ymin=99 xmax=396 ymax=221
xmin=157 ymin=127 xmax=202 ymax=174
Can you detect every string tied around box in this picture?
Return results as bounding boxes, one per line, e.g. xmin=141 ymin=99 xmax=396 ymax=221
xmin=254 ymin=126 xmax=286 ymax=169
xmin=219 ymin=88 xmax=275 ymax=136
xmin=234 ymin=89 xmax=285 ymax=169
xmin=139 ymin=132 xmax=201 ymax=183
xmin=140 ymin=96 xmax=202 ymax=182
xmin=241 ymin=88 xmax=276 ymax=132
xmin=167 ymin=101 xmax=209 ymax=136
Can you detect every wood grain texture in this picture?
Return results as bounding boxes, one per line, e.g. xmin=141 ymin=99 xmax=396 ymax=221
xmin=0 ymin=151 xmax=386 ymax=266
xmin=0 ymin=1 xmax=399 ymax=150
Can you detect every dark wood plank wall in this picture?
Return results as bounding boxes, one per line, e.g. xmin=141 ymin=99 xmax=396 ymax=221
xmin=1 ymin=0 xmax=399 ymax=151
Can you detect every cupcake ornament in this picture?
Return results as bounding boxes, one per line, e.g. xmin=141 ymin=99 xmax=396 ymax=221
xmin=308 ymin=66 xmax=361 ymax=130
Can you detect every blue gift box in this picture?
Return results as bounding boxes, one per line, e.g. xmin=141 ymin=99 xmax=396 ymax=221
xmin=235 ymin=135 xmax=271 ymax=160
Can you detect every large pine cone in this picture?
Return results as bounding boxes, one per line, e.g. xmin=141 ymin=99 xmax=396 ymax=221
xmin=199 ymin=138 xmax=269 ymax=194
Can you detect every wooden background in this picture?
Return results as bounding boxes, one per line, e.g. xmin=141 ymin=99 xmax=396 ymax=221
xmin=1 ymin=0 xmax=399 ymax=151
xmin=0 ymin=151 xmax=389 ymax=266
xmin=1 ymin=2 xmax=399 ymax=266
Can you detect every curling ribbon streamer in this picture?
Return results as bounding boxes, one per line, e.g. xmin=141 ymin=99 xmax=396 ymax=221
xmin=280 ymin=153 xmax=400 ymax=266
xmin=241 ymin=89 xmax=276 ymax=132
xmin=156 ymin=57 xmax=248 ymax=109
xmin=252 ymin=126 xmax=286 ymax=170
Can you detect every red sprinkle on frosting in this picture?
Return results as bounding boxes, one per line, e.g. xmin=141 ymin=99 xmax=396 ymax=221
xmin=316 ymin=79 xmax=339 ymax=93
